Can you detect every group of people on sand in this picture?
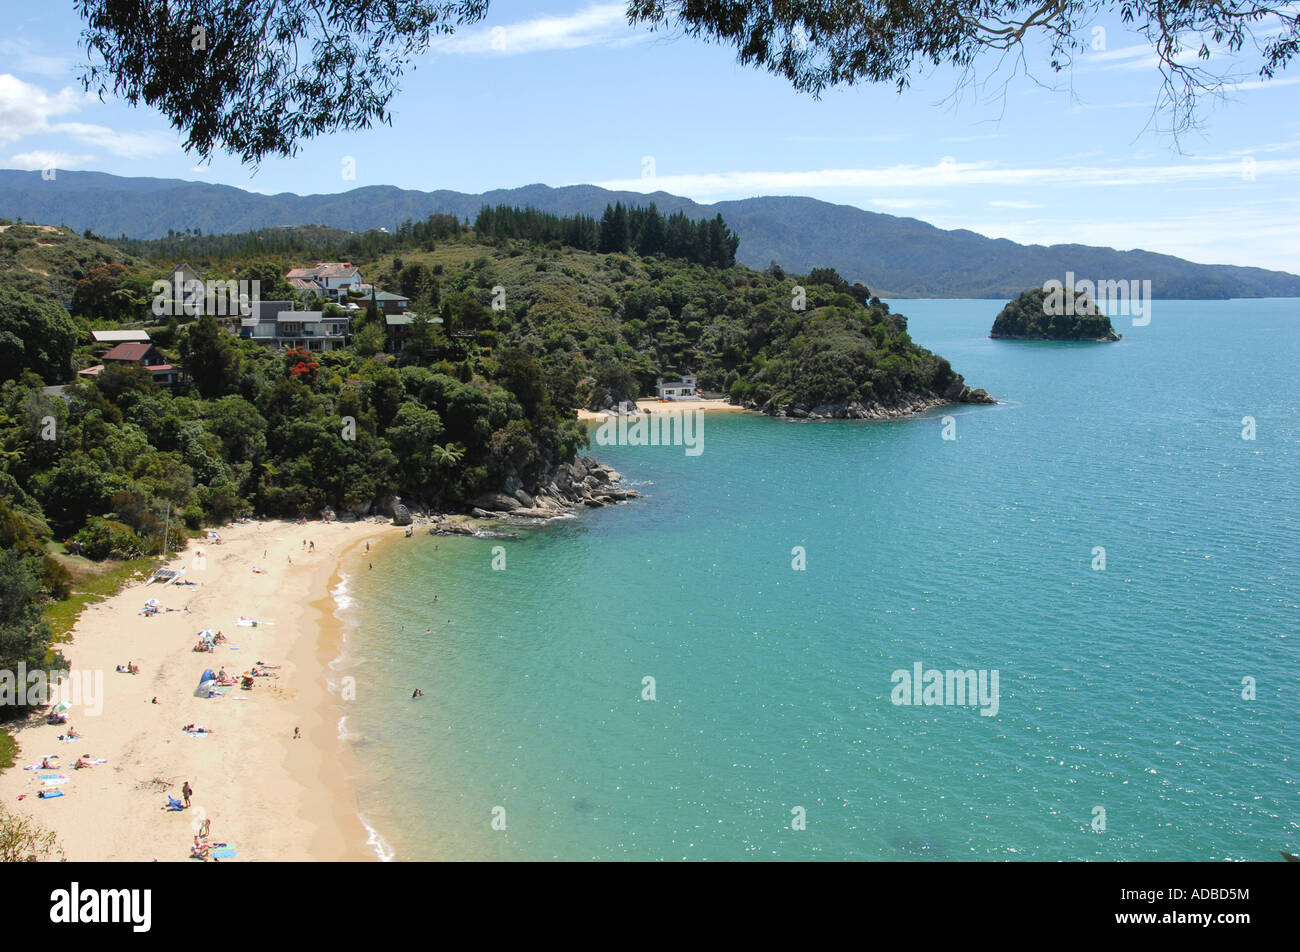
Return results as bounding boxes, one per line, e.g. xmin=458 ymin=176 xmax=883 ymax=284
xmin=183 ymin=723 xmax=214 ymax=734
xmin=115 ymin=661 xmax=140 ymax=675
xmin=189 ymin=809 xmax=233 ymax=862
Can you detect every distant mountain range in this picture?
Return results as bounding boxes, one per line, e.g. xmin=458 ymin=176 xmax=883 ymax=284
xmin=2 ymin=169 xmax=1297 ymax=299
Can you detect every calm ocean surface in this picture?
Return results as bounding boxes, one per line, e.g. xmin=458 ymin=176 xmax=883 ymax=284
xmin=334 ymin=299 xmax=1298 ymax=860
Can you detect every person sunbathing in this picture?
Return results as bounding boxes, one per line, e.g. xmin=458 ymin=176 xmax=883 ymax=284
xmin=64 ymin=725 xmax=81 ymax=739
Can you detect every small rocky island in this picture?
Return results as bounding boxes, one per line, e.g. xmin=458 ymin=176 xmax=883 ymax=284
xmin=990 ymin=286 xmax=1121 ymax=341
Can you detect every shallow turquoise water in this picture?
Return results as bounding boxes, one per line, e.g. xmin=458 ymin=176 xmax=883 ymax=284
xmin=337 ymin=299 xmax=1298 ymax=860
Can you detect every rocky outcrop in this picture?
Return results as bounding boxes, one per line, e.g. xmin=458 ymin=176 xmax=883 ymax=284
xmin=462 ymin=455 xmax=640 ymax=525
xmin=760 ymin=379 xmax=994 ymax=421
xmin=390 ymin=503 xmax=412 ymax=527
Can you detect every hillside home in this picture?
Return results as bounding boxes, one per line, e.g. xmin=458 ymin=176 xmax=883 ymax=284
xmin=78 ymin=342 xmax=180 ymax=388
xmin=240 ymin=300 xmax=349 ymax=351
xmin=372 ymin=291 xmax=410 ymax=316
xmin=655 ymin=376 xmax=698 ymax=399
xmin=285 ymin=262 xmax=364 ymax=302
xmin=383 ymin=312 xmax=443 ymax=353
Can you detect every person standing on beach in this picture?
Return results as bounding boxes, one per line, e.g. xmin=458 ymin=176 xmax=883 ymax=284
xmin=182 ymin=781 xmax=193 ymax=808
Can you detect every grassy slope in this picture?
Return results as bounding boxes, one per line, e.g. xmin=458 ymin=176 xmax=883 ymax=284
xmin=0 ymin=223 xmax=144 ymax=304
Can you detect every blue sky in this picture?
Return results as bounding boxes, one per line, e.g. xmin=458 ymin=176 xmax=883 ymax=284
xmin=2 ymin=1 xmax=1299 ymax=271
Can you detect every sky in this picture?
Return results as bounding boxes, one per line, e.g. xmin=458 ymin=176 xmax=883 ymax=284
xmin=2 ymin=1 xmax=1299 ymax=272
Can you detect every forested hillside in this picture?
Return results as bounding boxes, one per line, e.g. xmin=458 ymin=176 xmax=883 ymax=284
xmin=0 ymin=210 xmax=987 ymax=572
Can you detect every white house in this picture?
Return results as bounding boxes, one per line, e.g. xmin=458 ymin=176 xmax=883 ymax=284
xmin=655 ymin=375 xmax=697 ymax=400
xmin=285 ymin=262 xmax=365 ymax=302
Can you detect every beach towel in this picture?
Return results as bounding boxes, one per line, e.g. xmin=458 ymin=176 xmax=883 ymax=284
xmin=166 ymin=796 xmax=185 ymax=811
xmin=184 ymin=731 xmax=211 ymax=737
xmin=38 ymin=790 xmax=64 ymax=799
xmin=37 ymin=773 xmax=64 ymax=780
xmin=210 ymin=849 xmax=237 ymax=859
xmin=41 ymin=778 xmax=69 ymax=787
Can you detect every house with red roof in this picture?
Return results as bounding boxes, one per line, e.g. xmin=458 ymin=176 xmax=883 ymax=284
xmin=79 ymin=342 xmax=181 ymax=388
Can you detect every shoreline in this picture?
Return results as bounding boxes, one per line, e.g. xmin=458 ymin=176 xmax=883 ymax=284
xmin=577 ymin=398 xmax=750 ymax=421
xmin=0 ymin=518 xmax=398 ymax=861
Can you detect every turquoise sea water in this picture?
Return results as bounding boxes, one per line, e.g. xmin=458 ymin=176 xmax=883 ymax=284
xmin=335 ymin=299 xmax=1298 ymax=861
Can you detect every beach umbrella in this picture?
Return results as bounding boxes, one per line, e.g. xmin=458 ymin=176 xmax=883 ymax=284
xmin=52 ymin=702 xmax=70 ymax=714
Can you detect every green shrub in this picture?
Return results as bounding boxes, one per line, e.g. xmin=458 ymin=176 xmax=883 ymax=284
xmin=71 ymin=518 xmax=143 ymax=560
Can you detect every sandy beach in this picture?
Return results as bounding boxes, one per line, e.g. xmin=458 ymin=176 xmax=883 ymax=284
xmin=577 ymin=398 xmax=751 ymax=421
xmin=0 ymin=518 xmax=398 ymax=861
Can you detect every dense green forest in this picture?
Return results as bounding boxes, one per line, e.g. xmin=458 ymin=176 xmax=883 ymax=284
xmin=0 ymin=210 xmax=991 ymax=708
xmin=990 ymin=286 xmax=1121 ymax=341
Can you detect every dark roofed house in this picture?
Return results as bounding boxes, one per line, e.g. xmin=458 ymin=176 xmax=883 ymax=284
xmin=241 ymin=300 xmax=349 ymax=351
xmin=79 ymin=341 xmax=181 ymax=388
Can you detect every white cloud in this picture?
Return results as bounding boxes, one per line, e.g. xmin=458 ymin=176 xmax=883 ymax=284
xmin=7 ymin=150 xmax=95 ymax=170
xmin=988 ymin=200 xmax=1043 ymax=209
xmin=0 ymin=74 xmax=83 ymax=146
xmin=965 ymin=208 xmax=1300 ymax=272
xmin=593 ymin=156 xmax=1300 ymax=197
xmin=430 ymin=3 xmax=640 ymax=55
xmin=0 ymin=73 xmax=173 ymax=158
